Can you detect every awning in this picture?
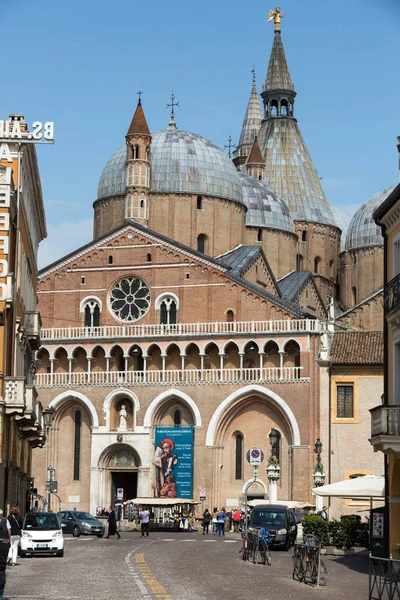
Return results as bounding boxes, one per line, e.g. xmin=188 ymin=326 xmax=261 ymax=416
xmin=248 ymin=499 xmax=314 ymax=509
xmin=123 ymin=497 xmax=198 ymax=506
xmin=312 ymin=475 xmax=384 ymax=499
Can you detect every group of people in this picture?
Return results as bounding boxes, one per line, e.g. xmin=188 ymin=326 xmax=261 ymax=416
xmin=201 ymin=507 xmax=252 ymax=536
xmin=0 ymin=507 xmax=23 ymax=599
xmin=202 ymin=507 xmax=226 ymax=535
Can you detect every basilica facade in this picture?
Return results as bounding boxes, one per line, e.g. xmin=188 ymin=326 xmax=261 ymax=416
xmin=32 ymin=20 xmax=389 ymax=515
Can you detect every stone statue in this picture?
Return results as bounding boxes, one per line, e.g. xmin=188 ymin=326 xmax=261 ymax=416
xmin=118 ymin=405 xmax=127 ymax=431
xmin=268 ymin=6 xmax=285 ymax=31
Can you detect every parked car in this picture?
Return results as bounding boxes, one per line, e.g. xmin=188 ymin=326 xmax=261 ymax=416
xmin=58 ymin=511 xmax=105 ymax=537
xmin=20 ymin=512 xmax=64 ymax=557
xmin=249 ymin=504 xmax=297 ymax=550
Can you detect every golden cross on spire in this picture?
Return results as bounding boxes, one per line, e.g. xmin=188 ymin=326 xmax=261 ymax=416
xmin=268 ymin=6 xmax=285 ymax=32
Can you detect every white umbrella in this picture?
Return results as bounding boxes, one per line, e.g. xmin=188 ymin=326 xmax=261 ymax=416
xmin=312 ymin=475 xmax=384 ymax=501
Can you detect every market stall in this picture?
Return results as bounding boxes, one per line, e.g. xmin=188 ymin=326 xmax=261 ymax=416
xmin=123 ymin=497 xmax=199 ymax=531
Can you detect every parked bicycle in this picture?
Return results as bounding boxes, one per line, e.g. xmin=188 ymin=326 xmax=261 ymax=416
xmin=239 ymin=528 xmax=272 ymax=566
xmin=292 ymin=534 xmax=327 ymax=586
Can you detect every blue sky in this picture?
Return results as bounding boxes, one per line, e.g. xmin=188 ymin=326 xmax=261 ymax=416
xmin=2 ymin=0 xmax=400 ymax=267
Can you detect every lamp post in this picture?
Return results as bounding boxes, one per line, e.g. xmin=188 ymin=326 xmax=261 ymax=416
xmin=313 ymin=438 xmax=326 ymax=512
xmin=43 ymin=407 xmax=55 ymax=510
xmin=266 ymin=429 xmax=280 ymax=504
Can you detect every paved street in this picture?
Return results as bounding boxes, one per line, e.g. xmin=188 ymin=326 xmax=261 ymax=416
xmin=5 ymin=532 xmax=369 ymax=600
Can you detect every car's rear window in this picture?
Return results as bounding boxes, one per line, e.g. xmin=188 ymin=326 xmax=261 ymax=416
xmin=24 ymin=514 xmax=60 ymax=530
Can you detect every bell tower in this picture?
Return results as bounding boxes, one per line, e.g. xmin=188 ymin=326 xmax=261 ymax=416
xmin=125 ymin=94 xmax=151 ymax=226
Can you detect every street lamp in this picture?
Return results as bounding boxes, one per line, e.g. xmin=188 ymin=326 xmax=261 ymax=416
xmin=43 ymin=407 xmax=55 ymax=433
xmin=313 ymin=438 xmax=326 ymax=512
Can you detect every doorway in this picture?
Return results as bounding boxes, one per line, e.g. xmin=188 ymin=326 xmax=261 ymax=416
xmin=111 ymin=471 xmax=137 ymax=504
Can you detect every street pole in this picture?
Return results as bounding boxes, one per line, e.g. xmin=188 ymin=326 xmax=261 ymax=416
xmin=244 ymin=465 xmax=258 ymax=543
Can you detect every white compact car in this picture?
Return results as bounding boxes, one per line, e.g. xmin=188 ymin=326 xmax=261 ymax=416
xmin=20 ymin=512 xmax=64 ymax=557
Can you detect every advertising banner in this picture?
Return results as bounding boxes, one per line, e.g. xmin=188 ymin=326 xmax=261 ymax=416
xmin=154 ymin=427 xmax=194 ymax=499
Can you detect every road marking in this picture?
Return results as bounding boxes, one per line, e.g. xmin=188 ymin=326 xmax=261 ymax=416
xmin=133 ymin=553 xmax=171 ymax=599
xmin=224 ymin=540 xmax=237 ymax=543
xmin=202 ymin=539 xmax=216 ymax=542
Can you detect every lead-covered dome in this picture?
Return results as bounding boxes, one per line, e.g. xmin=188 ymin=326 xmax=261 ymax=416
xmin=239 ymin=173 xmax=294 ymax=233
xmin=345 ymin=186 xmax=396 ymax=251
xmin=328 ymin=203 xmax=352 ymax=251
xmin=97 ymin=125 xmax=243 ymax=204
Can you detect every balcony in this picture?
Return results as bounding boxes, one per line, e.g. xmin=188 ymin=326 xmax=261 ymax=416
xmin=25 ymin=311 xmax=41 ymax=349
xmin=35 ymin=366 xmax=308 ymax=388
xmin=40 ymin=318 xmax=321 ymax=342
xmin=370 ymin=405 xmax=400 ymax=454
xmin=385 ymin=273 xmax=400 ymax=321
xmin=4 ymin=377 xmax=25 ymax=415
xmin=15 ymin=385 xmax=37 ymax=426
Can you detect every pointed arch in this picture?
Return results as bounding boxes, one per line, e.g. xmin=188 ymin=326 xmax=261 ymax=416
xmin=49 ymin=390 xmax=99 ymax=427
xmin=143 ymin=389 xmax=202 ymax=427
xmin=205 ymin=385 xmax=300 ymax=447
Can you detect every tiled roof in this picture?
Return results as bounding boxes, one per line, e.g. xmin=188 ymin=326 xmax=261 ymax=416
xmin=330 ymin=331 xmax=383 ymax=365
xmin=278 ymin=271 xmax=311 ymax=301
xmin=247 ymin=138 xmax=265 ymax=165
xmin=264 ymin=31 xmax=294 ymax=92
xmin=127 ymin=101 xmax=151 ymax=136
xmin=218 ymin=246 xmax=261 ymax=275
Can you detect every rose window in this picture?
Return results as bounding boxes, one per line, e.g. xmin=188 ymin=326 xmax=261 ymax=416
xmin=109 ymin=277 xmax=150 ymax=322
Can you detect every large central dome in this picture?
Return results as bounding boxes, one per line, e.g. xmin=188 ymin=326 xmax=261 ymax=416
xmin=97 ymin=126 xmax=243 ymax=204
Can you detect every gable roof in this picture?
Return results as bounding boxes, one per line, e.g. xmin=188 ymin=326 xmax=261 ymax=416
xmin=218 ymin=246 xmax=262 ymax=274
xmin=39 ymin=221 xmax=304 ymax=317
xmin=278 ymin=271 xmax=311 ymax=302
xmin=336 ymin=288 xmax=383 ymax=319
xmin=216 ymin=245 xmax=282 ymax=300
xmin=330 ymin=331 xmax=383 ymax=365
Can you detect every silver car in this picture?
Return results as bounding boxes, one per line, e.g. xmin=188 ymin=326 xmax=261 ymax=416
xmin=58 ymin=511 xmax=105 ymax=537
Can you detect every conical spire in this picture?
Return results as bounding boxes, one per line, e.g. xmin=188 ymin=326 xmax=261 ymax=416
xmin=233 ymin=70 xmax=263 ymax=169
xmin=127 ymin=99 xmax=151 ymax=137
xmin=247 ymin=136 xmax=265 ymax=165
xmin=264 ymin=30 xmax=294 ymax=92
xmin=258 ymin=23 xmax=335 ymax=227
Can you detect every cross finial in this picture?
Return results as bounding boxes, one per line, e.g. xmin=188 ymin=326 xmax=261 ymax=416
xmin=224 ymin=135 xmax=236 ymax=159
xmin=251 ymin=67 xmax=256 ymax=85
xmin=166 ymin=92 xmax=180 ymax=122
xmin=137 ymin=90 xmax=143 ymax=104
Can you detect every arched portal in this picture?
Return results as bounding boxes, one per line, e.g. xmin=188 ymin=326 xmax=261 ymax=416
xmin=206 ymin=385 xmax=301 ymax=507
xmin=97 ymin=443 xmax=141 ymax=506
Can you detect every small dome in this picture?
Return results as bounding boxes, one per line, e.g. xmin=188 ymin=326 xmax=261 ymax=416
xmin=328 ymin=203 xmax=352 ymax=251
xmin=239 ymin=173 xmax=294 ymax=233
xmin=97 ymin=126 xmax=243 ymax=204
xmin=345 ymin=186 xmax=396 ymax=251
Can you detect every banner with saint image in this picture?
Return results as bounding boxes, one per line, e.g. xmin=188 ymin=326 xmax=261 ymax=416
xmin=154 ymin=427 xmax=194 ymax=499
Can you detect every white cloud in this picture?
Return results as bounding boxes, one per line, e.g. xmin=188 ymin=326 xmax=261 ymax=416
xmin=39 ymin=219 xmax=92 ymax=270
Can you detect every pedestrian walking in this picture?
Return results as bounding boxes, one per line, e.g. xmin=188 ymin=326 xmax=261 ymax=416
xmin=217 ymin=507 xmax=227 ymax=536
xmin=0 ymin=509 xmax=10 ymax=600
xmin=211 ymin=507 xmax=218 ymax=535
xmin=7 ymin=507 xmax=22 ymax=566
xmin=105 ymin=506 xmax=121 ymax=539
xmin=202 ymin=509 xmax=211 ymax=535
xmin=233 ymin=508 xmax=241 ymax=532
xmin=139 ymin=507 xmax=150 ymax=537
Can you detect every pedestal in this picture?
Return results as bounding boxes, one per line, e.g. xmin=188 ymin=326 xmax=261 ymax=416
xmin=266 ymin=465 xmax=281 ymax=504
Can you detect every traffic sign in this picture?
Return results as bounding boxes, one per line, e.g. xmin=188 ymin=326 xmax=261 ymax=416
xmin=246 ymin=448 xmax=264 ymax=466
xmin=199 ymin=487 xmax=206 ymax=500
xmin=117 ymin=488 xmax=123 ymax=500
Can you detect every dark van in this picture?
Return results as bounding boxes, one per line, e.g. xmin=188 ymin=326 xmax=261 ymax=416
xmin=249 ymin=504 xmax=297 ymax=550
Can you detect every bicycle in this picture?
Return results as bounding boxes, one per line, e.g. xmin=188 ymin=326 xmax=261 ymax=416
xmin=259 ymin=531 xmax=272 ymax=566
